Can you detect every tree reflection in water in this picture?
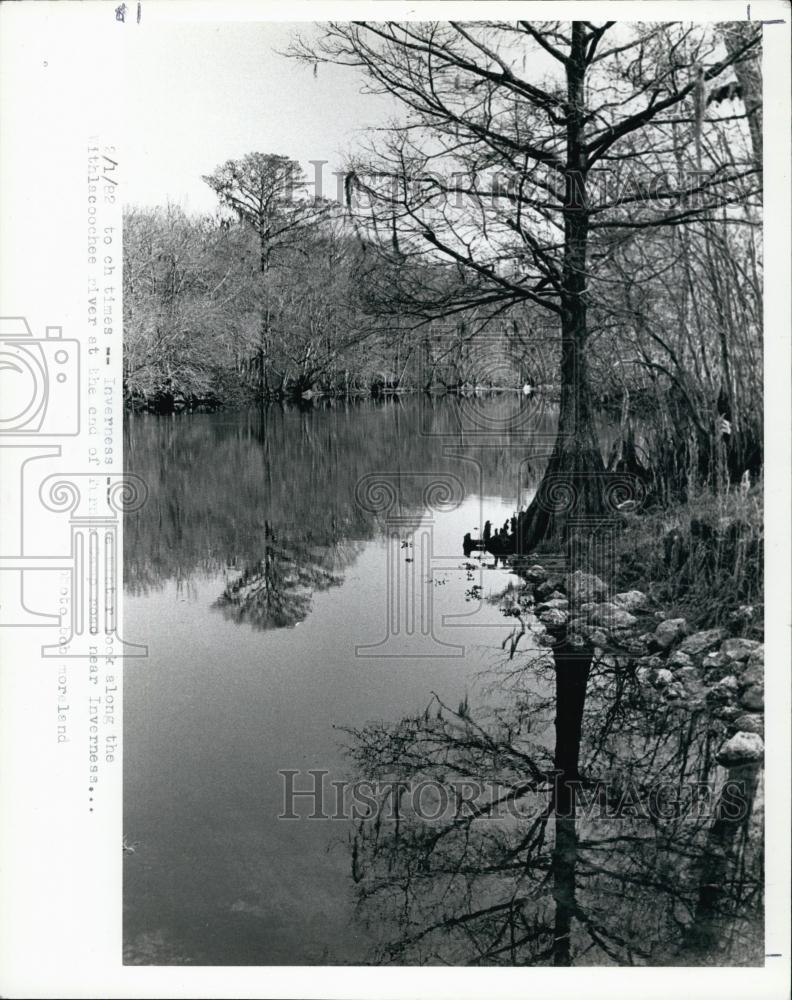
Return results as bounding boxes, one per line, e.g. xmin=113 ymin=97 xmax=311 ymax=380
xmin=214 ymin=520 xmax=351 ymax=629
xmin=124 ymin=397 xmax=571 ymax=628
xmin=342 ymin=639 xmax=763 ymax=966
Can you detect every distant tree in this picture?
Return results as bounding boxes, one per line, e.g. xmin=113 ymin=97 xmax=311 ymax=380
xmin=123 ymin=204 xmax=252 ymax=408
xmin=203 ymin=153 xmax=332 ymax=397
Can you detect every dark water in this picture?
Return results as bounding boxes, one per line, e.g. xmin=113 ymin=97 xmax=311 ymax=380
xmin=123 ymin=397 xmax=762 ymax=966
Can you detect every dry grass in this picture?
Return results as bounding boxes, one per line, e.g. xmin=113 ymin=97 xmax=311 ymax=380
xmin=613 ymin=481 xmax=763 ymax=637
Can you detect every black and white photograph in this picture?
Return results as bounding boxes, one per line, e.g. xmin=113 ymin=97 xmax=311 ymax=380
xmin=0 ymin=2 xmax=790 ymax=997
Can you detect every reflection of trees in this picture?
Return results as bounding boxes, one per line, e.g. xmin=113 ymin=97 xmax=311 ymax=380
xmin=342 ymin=644 xmax=763 ymax=966
xmin=214 ymin=521 xmax=354 ymax=629
xmin=124 ymin=398 xmax=560 ymax=623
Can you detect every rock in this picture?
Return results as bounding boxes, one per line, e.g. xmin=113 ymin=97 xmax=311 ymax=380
xmin=638 ymin=654 xmax=665 ymax=670
xmin=747 ymin=645 xmax=764 ymax=667
xmin=536 ymin=598 xmax=569 ymax=614
xmin=678 ymin=627 xmax=728 ymax=657
xmin=733 ymin=713 xmax=764 ymax=736
xmin=612 ymin=627 xmax=640 ymax=646
xmin=665 ymin=683 xmax=685 ymax=700
xmin=523 ymin=564 xmax=548 ymax=583
xmin=714 ymin=704 xmax=741 ymax=723
xmin=674 ymin=667 xmax=706 ymax=697
xmin=578 ymin=625 xmax=609 ymax=647
xmin=652 ymin=618 xmax=688 ymax=650
xmin=546 ymin=590 xmax=567 ymax=602
xmin=716 ymin=731 xmax=764 ymax=766
xmin=635 ymin=666 xmax=652 ymax=685
xmin=566 ymin=570 xmax=608 ymax=604
xmin=720 ymin=637 xmax=762 ymax=663
xmin=539 ymin=608 xmax=568 ymax=629
xmin=668 ymin=650 xmax=693 ymax=670
xmin=707 ymin=677 xmax=738 ymax=705
xmin=739 ymin=663 xmax=763 ymax=689
xmin=580 ymin=603 xmax=638 ymax=629
xmin=702 ymin=650 xmax=727 ymax=671
xmin=733 ymin=712 xmax=764 ymax=737
xmin=566 ymin=631 xmax=589 ymax=650
xmin=613 ymin=590 xmax=648 ymax=612
xmin=653 ymin=668 xmax=674 ymax=688
xmin=740 ymin=683 xmax=764 ymax=711
xmin=535 ymin=576 xmax=566 ymax=601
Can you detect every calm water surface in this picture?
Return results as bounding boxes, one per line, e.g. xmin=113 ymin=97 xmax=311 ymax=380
xmin=123 ymin=397 xmax=762 ymax=967
xmin=124 ymin=396 xmax=551 ymax=964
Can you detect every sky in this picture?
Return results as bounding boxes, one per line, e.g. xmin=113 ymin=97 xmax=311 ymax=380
xmin=122 ymin=21 xmax=397 ymax=213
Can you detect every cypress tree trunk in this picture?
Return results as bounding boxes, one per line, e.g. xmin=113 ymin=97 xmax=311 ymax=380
xmin=517 ymin=24 xmax=605 ymax=554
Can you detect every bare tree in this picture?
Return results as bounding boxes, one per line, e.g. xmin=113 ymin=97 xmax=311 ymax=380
xmin=290 ymin=21 xmax=761 ymax=546
xmin=203 ymin=153 xmax=332 ymax=397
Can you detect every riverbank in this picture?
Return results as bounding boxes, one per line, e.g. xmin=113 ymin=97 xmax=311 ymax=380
xmin=123 ymin=383 xmax=558 ymax=414
xmin=497 ymin=485 xmax=765 ymax=763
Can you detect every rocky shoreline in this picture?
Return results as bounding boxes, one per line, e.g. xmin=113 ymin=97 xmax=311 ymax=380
xmin=503 ymin=563 xmax=765 ymax=768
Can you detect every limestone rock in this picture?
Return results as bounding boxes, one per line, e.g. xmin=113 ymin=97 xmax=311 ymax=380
xmin=539 ymin=607 xmax=568 ymax=629
xmin=702 ymin=650 xmax=727 ymax=671
xmin=652 ymin=618 xmax=688 ymax=650
xmin=739 ymin=663 xmax=763 ymax=690
xmin=653 ymin=668 xmax=674 ymax=688
xmin=523 ymin=564 xmax=548 ymax=584
xmin=536 ymin=598 xmax=569 ymax=614
xmin=613 ymin=590 xmax=648 ymax=612
xmin=747 ymin=645 xmax=764 ymax=667
xmin=733 ymin=713 xmax=764 ymax=736
xmin=566 ymin=631 xmax=589 ymax=650
xmin=720 ymin=637 xmax=762 ymax=663
xmin=714 ymin=704 xmax=741 ymax=723
xmin=580 ymin=603 xmax=638 ymax=629
xmin=674 ymin=667 xmax=706 ymax=697
xmin=565 ymin=570 xmax=608 ymax=604
xmin=578 ymin=625 xmax=609 ymax=647
xmin=706 ymin=677 xmax=738 ymax=704
xmin=668 ymin=650 xmax=693 ymax=670
xmin=740 ymin=683 xmax=764 ymax=711
xmin=716 ymin=731 xmax=764 ymax=766
xmin=535 ymin=576 xmax=566 ymax=601
xmin=678 ymin=627 xmax=728 ymax=657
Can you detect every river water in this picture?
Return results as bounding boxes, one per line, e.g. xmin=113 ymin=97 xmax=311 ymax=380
xmin=123 ymin=396 xmax=762 ymax=967
xmin=123 ymin=396 xmax=558 ymax=964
